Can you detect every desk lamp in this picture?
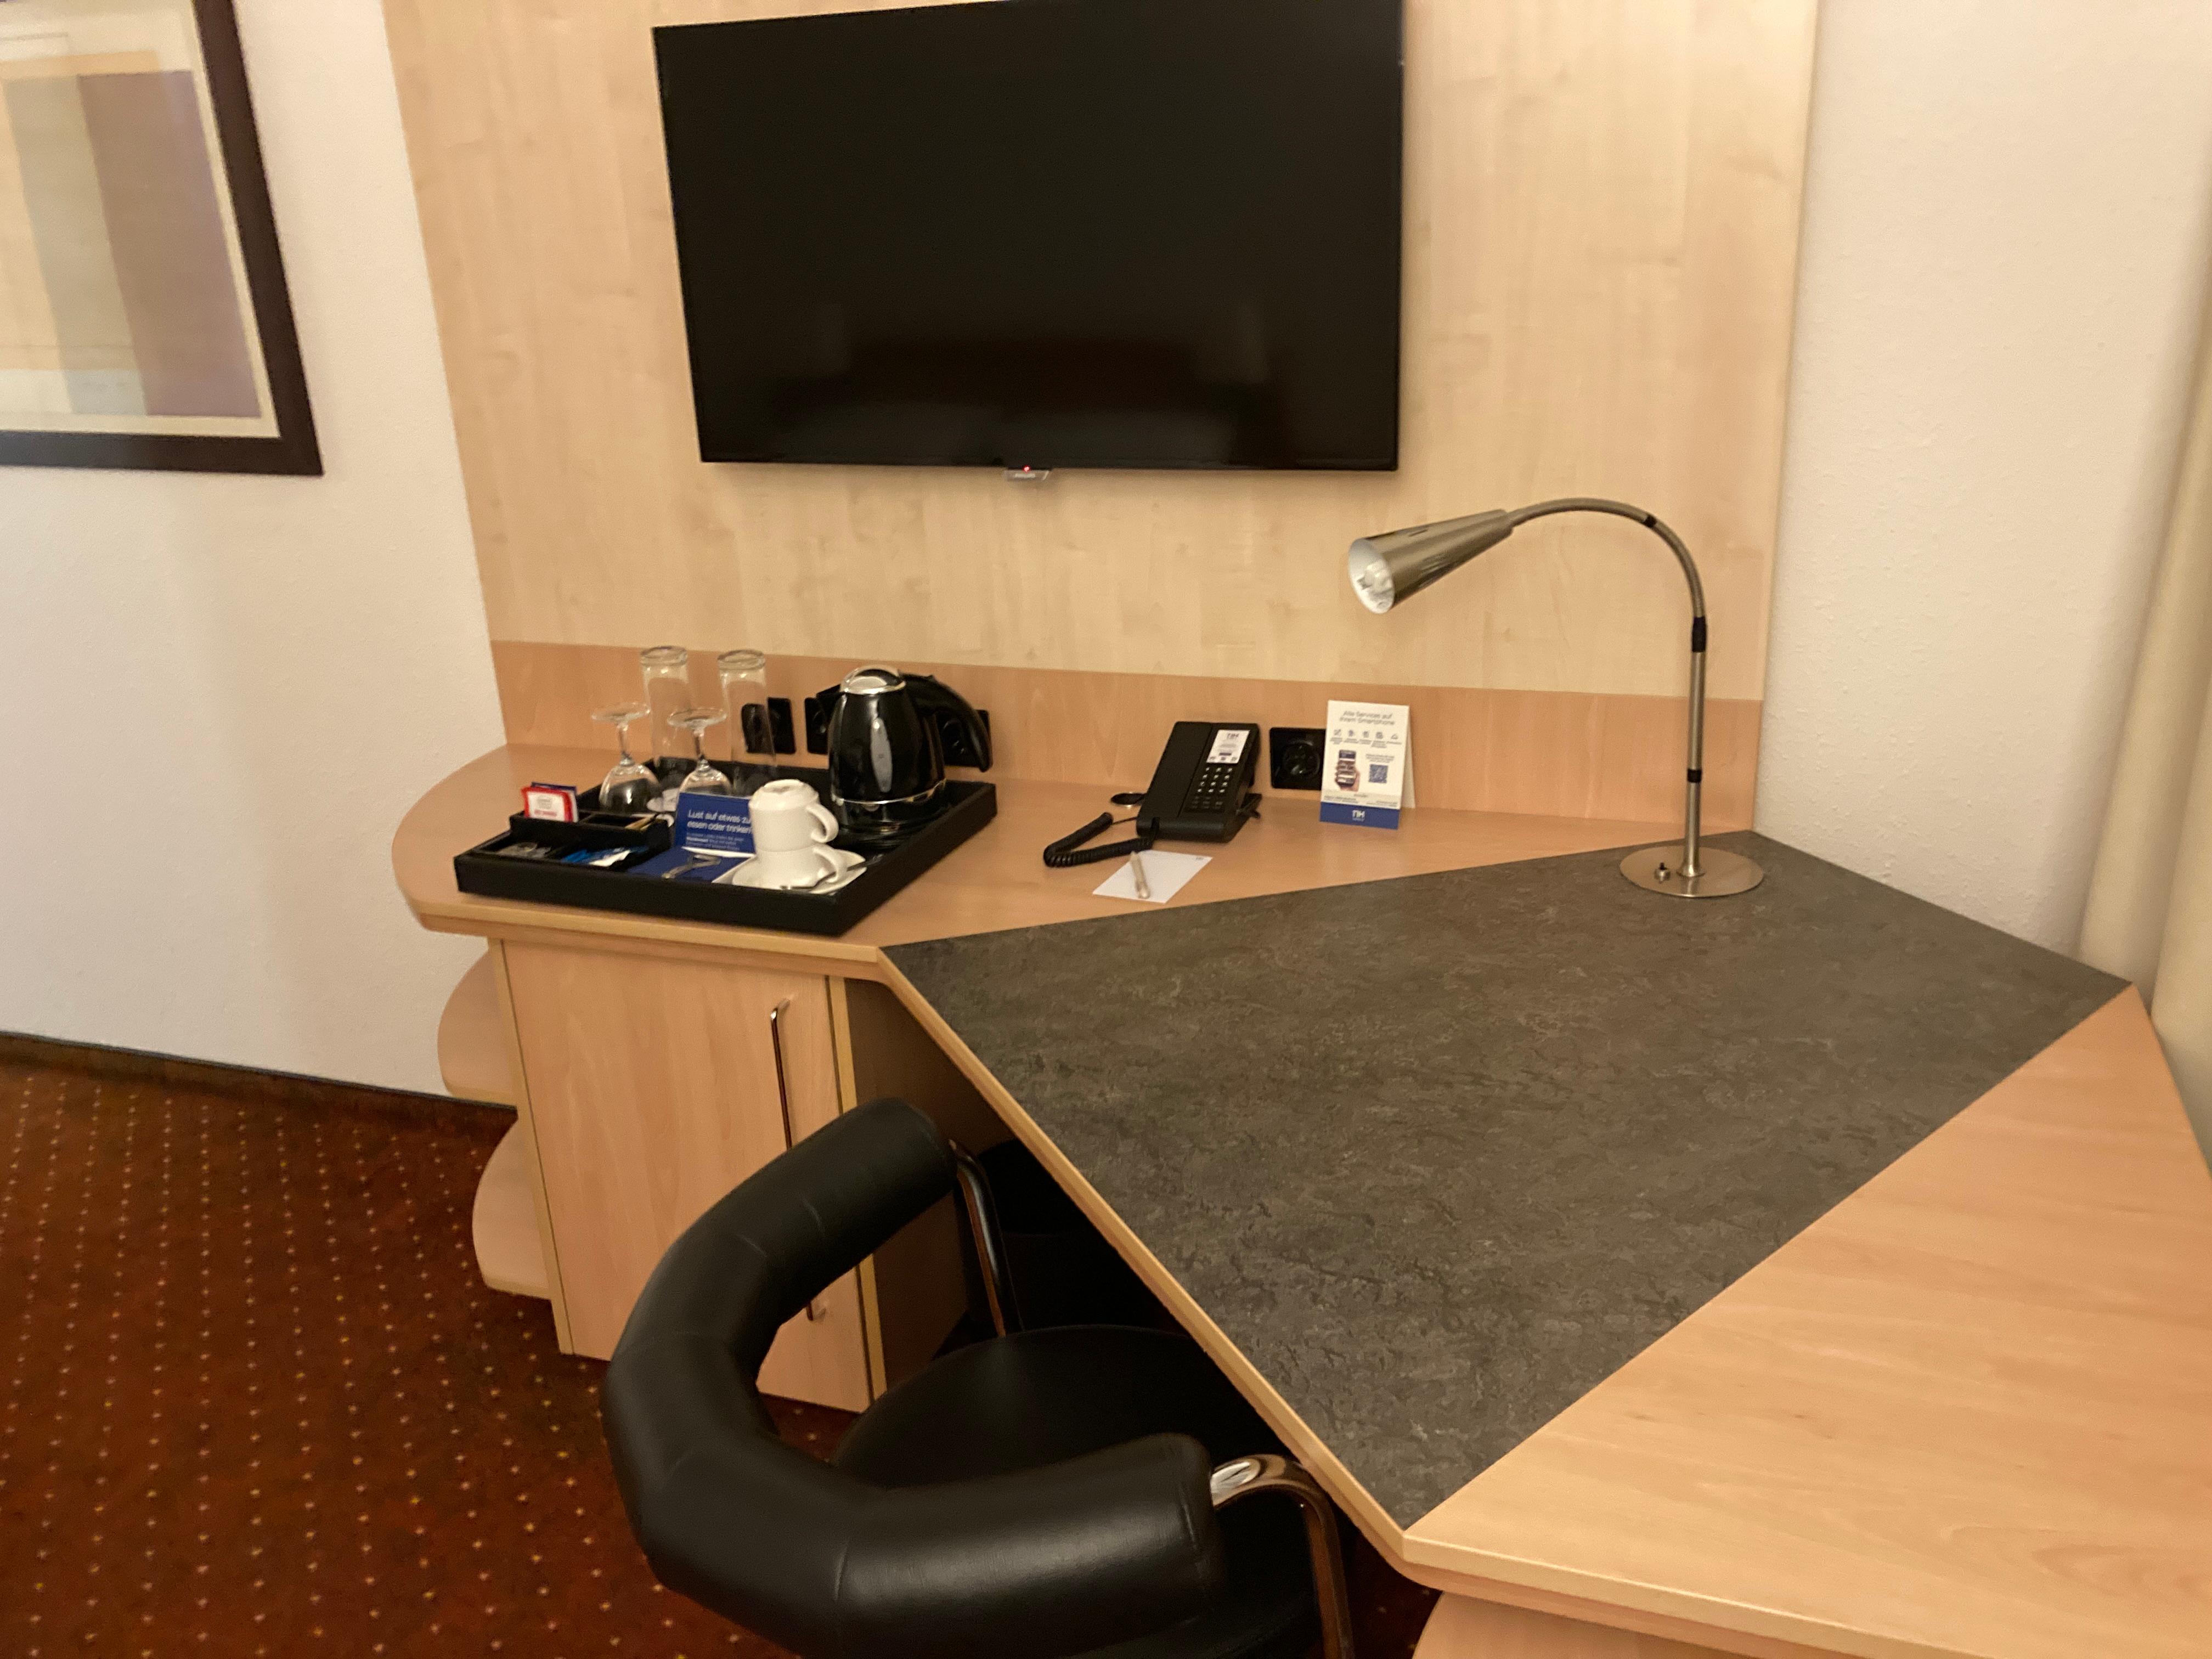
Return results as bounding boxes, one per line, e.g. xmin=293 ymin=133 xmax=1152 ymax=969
xmin=1346 ymin=496 xmax=1763 ymax=898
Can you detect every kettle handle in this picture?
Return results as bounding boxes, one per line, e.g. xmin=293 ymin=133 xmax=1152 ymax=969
xmin=904 ymin=674 xmax=993 ymax=772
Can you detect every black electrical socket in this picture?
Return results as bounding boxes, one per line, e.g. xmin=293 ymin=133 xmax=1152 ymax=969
xmin=937 ymin=707 xmax=991 ymax=771
xmin=803 ymin=685 xmax=839 ymax=754
xmin=738 ymin=702 xmax=776 ymax=757
xmin=1269 ymin=726 xmax=1327 ymax=791
xmin=766 ymin=697 xmax=797 ymax=754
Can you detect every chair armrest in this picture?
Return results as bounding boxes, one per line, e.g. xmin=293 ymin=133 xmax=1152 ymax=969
xmin=621 ymin=1417 xmax=1224 ymax=1659
xmin=836 ymin=1433 xmax=1229 ymax=1659
xmin=838 ymin=1432 xmax=1225 ymax=1659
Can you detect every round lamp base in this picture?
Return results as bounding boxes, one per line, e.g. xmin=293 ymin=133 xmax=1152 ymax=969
xmin=1620 ymin=844 xmax=1764 ymax=899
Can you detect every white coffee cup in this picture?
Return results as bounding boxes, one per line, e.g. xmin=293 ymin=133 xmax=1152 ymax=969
xmin=749 ymin=778 xmax=840 ymax=854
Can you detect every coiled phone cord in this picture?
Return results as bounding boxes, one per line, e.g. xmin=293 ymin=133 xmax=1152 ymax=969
xmin=1041 ymin=793 xmax=1152 ymax=867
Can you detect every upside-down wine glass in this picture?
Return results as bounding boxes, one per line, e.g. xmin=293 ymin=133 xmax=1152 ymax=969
xmin=590 ymin=702 xmax=658 ymax=813
xmin=718 ymin=647 xmax=774 ymax=792
xmin=672 ymin=706 xmax=733 ymax=795
xmin=639 ymin=644 xmax=691 ymax=763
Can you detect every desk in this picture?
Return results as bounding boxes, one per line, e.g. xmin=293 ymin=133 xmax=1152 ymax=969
xmin=396 ymin=748 xmax=2212 ymax=1659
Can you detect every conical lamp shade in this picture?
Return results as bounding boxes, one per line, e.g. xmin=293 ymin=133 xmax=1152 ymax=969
xmin=1346 ymin=509 xmax=1517 ymax=613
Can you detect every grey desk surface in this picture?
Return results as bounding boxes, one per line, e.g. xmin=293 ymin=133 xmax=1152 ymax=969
xmin=887 ymin=831 xmax=2124 ymax=1526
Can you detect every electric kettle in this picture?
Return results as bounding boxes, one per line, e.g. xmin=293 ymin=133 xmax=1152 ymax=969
xmin=825 ymin=667 xmax=992 ymax=842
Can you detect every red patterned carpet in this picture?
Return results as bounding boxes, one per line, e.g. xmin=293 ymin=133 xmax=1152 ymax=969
xmin=0 ymin=1045 xmax=1433 ymax=1658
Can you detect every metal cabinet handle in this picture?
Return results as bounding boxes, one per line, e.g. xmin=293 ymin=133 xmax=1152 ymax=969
xmin=767 ymin=997 xmax=826 ymax=1323
xmin=769 ymin=998 xmax=799 ymax=1150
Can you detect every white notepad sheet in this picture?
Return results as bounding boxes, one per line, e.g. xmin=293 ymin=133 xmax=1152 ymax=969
xmin=1092 ymin=850 xmax=1211 ymax=905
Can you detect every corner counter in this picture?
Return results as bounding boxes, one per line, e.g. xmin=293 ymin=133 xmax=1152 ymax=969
xmin=391 ymin=746 xmax=2212 ymax=1659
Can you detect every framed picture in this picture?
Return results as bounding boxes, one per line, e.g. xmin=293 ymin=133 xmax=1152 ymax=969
xmin=0 ymin=0 xmax=318 ymax=474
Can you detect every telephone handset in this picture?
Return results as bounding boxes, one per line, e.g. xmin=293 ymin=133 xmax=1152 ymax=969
xmin=1041 ymin=720 xmax=1264 ymax=867
xmin=1135 ymin=721 xmax=1262 ymax=842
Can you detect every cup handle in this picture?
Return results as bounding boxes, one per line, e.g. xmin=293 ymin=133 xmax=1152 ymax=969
xmin=806 ymin=802 xmax=840 ymax=842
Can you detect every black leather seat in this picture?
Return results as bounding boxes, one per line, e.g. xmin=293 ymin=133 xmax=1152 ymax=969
xmin=601 ymin=1097 xmax=1352 ymax=1659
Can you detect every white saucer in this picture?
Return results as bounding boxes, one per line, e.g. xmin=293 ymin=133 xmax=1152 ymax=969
xmin=716 ymin=848 xmax=866 ymax=893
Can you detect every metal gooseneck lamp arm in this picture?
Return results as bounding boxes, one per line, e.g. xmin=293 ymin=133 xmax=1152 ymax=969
xmin=1347 ymin=496 xmax=1762 ymax=899
xmin=1514 ymin=500 xmax=1709 ymax=881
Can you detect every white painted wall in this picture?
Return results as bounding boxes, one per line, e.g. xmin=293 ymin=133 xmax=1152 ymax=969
xmin=0 ymin=0 xmax=502 ymax=1093
xmin=1760 ymin=1 xmax=2212 ymax=949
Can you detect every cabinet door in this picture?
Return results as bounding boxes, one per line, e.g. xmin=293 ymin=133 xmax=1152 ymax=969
xmin=504 ymin=943 xmax=870 ymax=1407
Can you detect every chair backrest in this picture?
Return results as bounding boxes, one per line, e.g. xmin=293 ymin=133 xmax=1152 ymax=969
xmin=600 ymin=1097 xmax=1225 ymax=1659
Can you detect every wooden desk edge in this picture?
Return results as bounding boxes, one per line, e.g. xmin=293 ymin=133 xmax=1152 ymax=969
xmin=1391 ymin=1540 xmax=1927 ymax=1659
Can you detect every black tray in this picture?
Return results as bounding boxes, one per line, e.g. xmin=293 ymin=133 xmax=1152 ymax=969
xmin=453 ymin=765 xmax=996 ymax=936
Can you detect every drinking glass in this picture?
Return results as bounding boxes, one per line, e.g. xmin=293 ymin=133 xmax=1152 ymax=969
xmin=640 ymin=645 xmax=691 ymax=763
xmin=590 ymin=702 xmax=657 ymax=813
xmin=672 ymin=706 xmax=733 ymax=794
xmin=718 ymin=648 xmax=774 ymax=779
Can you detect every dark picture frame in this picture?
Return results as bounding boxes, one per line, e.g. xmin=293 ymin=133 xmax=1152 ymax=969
xmin=0 ymin=0 xmax=320 ymax=475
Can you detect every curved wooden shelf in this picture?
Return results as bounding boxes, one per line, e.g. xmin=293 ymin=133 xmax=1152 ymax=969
xmin=472 ymin=1122 xmax=549 ymax=1299
xmin=438 ymin=952 xmax=517 ymax=1105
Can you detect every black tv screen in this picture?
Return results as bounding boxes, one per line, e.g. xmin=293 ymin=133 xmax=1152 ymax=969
xmin=654 ymin=0 xmax=1403 ymax=471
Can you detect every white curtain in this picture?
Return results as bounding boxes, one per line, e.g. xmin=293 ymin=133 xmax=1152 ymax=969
xmin=2080 ymin=278 xmax=2212 ymax=1150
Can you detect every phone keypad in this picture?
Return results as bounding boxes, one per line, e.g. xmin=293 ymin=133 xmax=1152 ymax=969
xmin=1186 ymin=761 xmax=1239 ymax=812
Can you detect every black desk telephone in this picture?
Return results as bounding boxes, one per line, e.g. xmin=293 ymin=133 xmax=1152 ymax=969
xmin=1043 ymin=721 xmax=1263 ymax=867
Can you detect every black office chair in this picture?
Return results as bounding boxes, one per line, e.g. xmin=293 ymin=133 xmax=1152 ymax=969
xmin=601 ymin=1096 xmax=1355 ymax=1659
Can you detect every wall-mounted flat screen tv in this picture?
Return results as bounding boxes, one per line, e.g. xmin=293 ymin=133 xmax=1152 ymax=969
xmin=654 ymin=0 xmax=1403 ymax=472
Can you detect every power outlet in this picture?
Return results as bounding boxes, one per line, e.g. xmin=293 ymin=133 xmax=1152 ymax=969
xmin=1269 ymin=726 xmax=1327 ymax=791
xmin=766 ymin=697 xmax=797 ymax=754
xmin=803 ymin=685 xmax=840 ymax=754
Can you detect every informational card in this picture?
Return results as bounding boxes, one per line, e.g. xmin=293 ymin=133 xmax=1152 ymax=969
xmin=673 ymin=793 xmax=755 ymax=856
xmin=1319 ymin=699 xmax=1409 ymax=830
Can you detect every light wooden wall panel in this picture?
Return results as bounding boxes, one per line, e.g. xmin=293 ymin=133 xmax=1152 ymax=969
xmin=493 ymin=639 xmax=1759 ymax=828
xmin=383 ymin=0 xmax=1815 ymax=704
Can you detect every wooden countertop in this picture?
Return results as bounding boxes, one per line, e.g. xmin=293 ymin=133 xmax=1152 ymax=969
xmin=396 ymin=748 xmax=2212 ymax=1658
xmin=392 ymin=744 xmax=1673 ymax=967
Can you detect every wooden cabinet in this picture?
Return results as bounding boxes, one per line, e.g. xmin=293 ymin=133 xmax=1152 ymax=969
xmin=503 ymin=941 xmax=871 ymax=1407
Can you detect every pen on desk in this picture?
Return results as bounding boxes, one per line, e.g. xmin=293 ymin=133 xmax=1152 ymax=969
xmin=1130 ymin=851 xmax=1151 ymax=900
